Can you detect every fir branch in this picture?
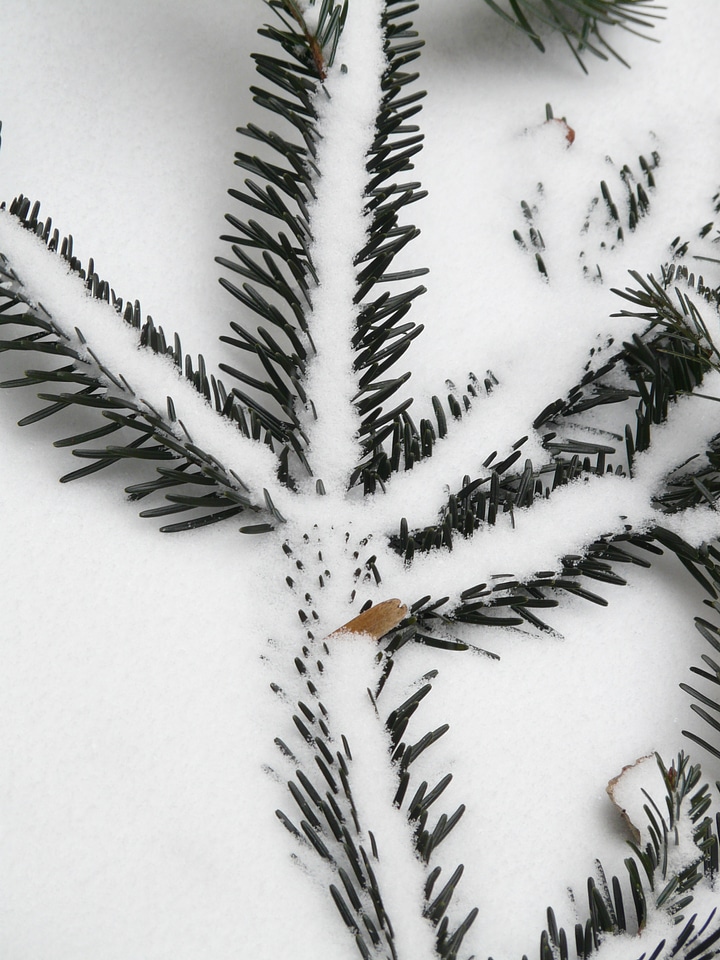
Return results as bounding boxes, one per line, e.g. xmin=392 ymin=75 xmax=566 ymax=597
xmin=272 ymin=639 xmax=403 ymax=960
xmin=379 ymin=262 xmax=720 ymax=636
xmin=0 ymin=210 xmax=280 ymax=531
xmin=382 ymin=677 xmax=477 ymax=959
xmin=272 ymin=613 xmax=478 ymax=960
xmin=481 ymin=0 xmax=664 ymax=70
xmin=351 ymin=0 xmax=429 ymax=494
xmin=682 ymin=612 xmax=720 ymax=763
xmin=218 ymin=0 xmax=337 ymax=482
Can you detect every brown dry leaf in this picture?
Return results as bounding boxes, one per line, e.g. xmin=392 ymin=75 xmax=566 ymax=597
xmin=546 ymin=117 xmax=575 ymax=145
xmin=606 ymin=755 xmax=654 ymax=844
xmin=325 ymin=598 xmax=408 ymax=642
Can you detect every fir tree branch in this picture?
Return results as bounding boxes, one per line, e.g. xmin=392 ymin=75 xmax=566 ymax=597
xmin=3 ymin=4 xmax=720 ymax=959
xmin=218 ymin=1 xmax=339 ymax=484
xmin=272 ymin=642 xmax=404 ymax=960
xmin=0 ymin=208 xmax=285 ymax=531
xmin=481 ymin=0 xmax=664 ymax=70
xmin=682 ymin=611 xmax=720 ymax=764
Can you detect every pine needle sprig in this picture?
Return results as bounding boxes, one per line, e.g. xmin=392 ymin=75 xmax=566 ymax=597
xmin=681 ymin=613 xmax=720 ymax=764
xmin=386 ymin=253 xmax=720 ymax=637
xmin=0 ymin=206 xmax=282 ymax=532
xmin=384 ymin=678 xmax=478 ymax=959
xmin=218 ymin=0 xmax=448 ymax=495
xmin=272 ymin=623 xmax=478 ymax=960
xmin=216 ymin=1 xmax=351 ymax=482
xmin=350 ymin=0 xmax=440 ymax=494
xmin=481 ymin=0 xmax=664 ymax=71
xmin=272 ymin=638 xmax=403 ymax=960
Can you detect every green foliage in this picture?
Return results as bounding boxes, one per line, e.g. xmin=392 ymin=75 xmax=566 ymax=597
xmin=683 ymin=615 xmax=720 ymax=763
xmin=481 ymin=0 xmax=664 ymax=70
xmin=0 ymin=200 xmax=274 ymax=530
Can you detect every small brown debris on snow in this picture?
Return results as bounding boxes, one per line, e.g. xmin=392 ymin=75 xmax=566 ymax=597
xmin=606 ymin=755 xmax=654 ymax=844
xmin=325 ymin=598 xmax=408 ymax=642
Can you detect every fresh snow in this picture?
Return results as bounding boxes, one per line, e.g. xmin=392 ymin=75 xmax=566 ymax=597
xmin=1 ymin=2 xmax=720 ymax=959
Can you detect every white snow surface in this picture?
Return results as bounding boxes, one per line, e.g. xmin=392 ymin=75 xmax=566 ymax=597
xmin=1 ymin=2 xmax=720 ymax=960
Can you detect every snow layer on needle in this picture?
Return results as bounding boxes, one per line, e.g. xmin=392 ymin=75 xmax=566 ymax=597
xmin=358 ymin=383 xmax=552 ymax=535
xmin=0 ymin=211 xmax=289 ymax=513
xmin=377 ymin=369 xmax=720 ymax=605
xmin=299 ymin=0 xmax=386 ymax=499
xmin=378 ymin=472 xmax=650 ymax=606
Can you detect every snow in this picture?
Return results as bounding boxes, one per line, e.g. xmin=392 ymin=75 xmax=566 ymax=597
xmin=1 ymin=2 xmax=720 ymax=959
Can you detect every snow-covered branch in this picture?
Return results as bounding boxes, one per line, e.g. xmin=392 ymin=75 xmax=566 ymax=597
xmin=0 ymin=212 xmax=290 ymax=514
xmin=299 ymin=0 xmax=386 ymax=498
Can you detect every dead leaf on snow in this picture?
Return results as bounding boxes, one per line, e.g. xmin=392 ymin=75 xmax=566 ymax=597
xmin=325 ymin=598 xmax=408 ymax=642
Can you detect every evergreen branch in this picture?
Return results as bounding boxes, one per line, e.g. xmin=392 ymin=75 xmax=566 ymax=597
xmin=351 ymin=0 xmax=431 ymax=492
xmin=392 ymin=271 xmax=664 ymax=562
xmin=275 ymin=544 xmax=475 ymax=959
xmin=381 ymin=269 xmax=720 ymax=634
xmin=482 ymin=0 xmax=663 ymax=70
xmin=272 ymin=639 xmax=402 ymax=960
xmin=393 ymin=527 xmax=658 ymax=636
xmin=219 ymin=0 xmax=470 ymax=496
xmin=1 ymin=196 xmax=275 ymax=435
xmin=391 ymin=340 xmax=632 ymax=571
xmin=218 ymin=1 xmax=346 ymax=482
xmin=537 ymin=263 xmax=720 ymax=502
xmin=393 ymin=440 xmax=617 ymax=560
xmin=220 ymin=0 xmax=435 ymax=495
xmin=0 ymin=214 xmax=279 ymax=532
xmin=381 ymin=675 xmax=478 ymax=959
